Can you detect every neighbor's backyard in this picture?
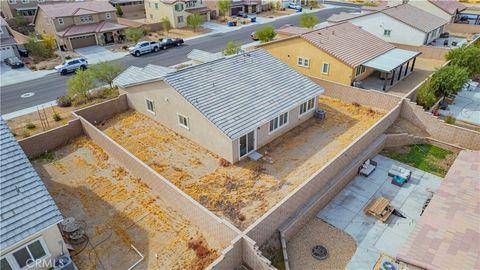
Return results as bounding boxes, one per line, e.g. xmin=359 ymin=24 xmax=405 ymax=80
xmin=382 ymin=144 xmax=458 ymax=177
xmin=97 ymin=97 xmax=385 ymax=229
xmin=32 ymin=137 xmax=221 ymax=270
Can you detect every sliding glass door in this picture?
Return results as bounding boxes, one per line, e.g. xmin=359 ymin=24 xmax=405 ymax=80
xmin=239 ymin=130 xmax=255 ymax=158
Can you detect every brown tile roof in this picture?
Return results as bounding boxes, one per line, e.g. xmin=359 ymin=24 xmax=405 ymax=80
xmin=38 ymin=1 xmax=115 ymax=18
xmin=276 ymin=25 xmax=311 ymax=36
xmin=428 ymin=0 xmax=466 ymax=14
xmin=328 ymin=4 xmax=447 ymax=33
xmin=382 ymin=4 xmax=448 ymax=33
xmin=301 ymin=22 xmax=394 ymax=67
xmin=57 ymin=21 xmax=127 ymax=37
xmin=397 ymin=151 xmax=480 ymax=270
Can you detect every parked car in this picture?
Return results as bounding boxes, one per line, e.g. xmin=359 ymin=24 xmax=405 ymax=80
xmin=4 ymin=56 xmax=24 ymax=69
xmin=128 ymin=41 xmax=160 ymax=57
xmin=287 ymin=2 xmax=302 ymax=10
xmin=439 ymin=32 xmax=449 ymax=38
xmin=251 ymin=31 xmax=259 ymax=41
xmin=236 ymin=11 xmax=249 ymax=18
xmin=159 ymin=38 xmax=184 ymax=50
xmin=55 ymin=57 xmax=88 ymax=75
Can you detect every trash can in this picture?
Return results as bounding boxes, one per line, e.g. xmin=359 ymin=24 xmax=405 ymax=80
xmin=250 ymin=17 xmax=256 ymax=23
xmin=227 ymin=21 xmax=234 ymax=27
xmin=314 ymin=109 xmax=326 ymax=120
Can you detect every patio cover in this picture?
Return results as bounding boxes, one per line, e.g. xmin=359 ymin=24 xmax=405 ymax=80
xmin=362 ymin=48 xmax=420 ymax=72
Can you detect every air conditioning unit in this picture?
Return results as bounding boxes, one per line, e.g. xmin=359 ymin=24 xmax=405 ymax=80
xmin=379 ymin=258 xmax=400 ymax=270
xmin=53 ymin=255 xmax=77 ymax=270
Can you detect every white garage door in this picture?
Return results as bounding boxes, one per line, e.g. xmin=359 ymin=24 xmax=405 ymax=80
xmin=0 ymin=46 xmax=16 ymax=61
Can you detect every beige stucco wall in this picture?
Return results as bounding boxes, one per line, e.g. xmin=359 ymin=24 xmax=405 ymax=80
xmin=0 ymin=224 xmax=66 ymax=270
xmin=259 ymin=37 xmax=356 ymax=86
xmin=33 ymin=9 xmax=57 ymax=35
xmin=145 ymin=0 xmax=208 ymax=28
xmin=120 ymin=81 xmax=236 ymax=163
xmin=231 ymin=102 xmax=316 ymax=162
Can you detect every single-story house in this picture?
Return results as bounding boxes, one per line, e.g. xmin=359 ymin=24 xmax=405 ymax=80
xmin=187 ymin=49 xmax=224 ymax=65
xmin=258 ymin=22 xmax=421 ymax=91
xmin=0 ymin=118 xmax=68 ymax=270
xmin=328 ymin=4 xmax=448 ymax=46
xmin=0 ymin=16 xmax=20 ymax=61
xmin=397 ymin=150 xmax=480 ymax=270
xmin=408 ymin=0 xmax=466 ymax=23
xmin=113 ymin=49 xmax=325 ymax=163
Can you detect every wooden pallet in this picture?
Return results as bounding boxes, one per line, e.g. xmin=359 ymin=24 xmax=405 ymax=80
xmin=365 ymin=196 xmax=394 ymax=223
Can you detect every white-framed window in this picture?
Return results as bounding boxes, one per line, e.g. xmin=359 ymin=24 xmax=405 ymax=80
xmin=1 ymin=238 xmax=50 ymax=270
xmin=106 ymin=12 xmax=111 ymax=19
xmin=297 ymin=57 xmax=309 ymax=67
xmin=177 ymin=16 xmax=184 ymax=23
xmin=269 ymin=112 xmax=288 ymax=133
xmin=355 ymin=65 xmax=366 ymax=77
xmin=322 ymin=62 xmax=329 ymax=74
xmin=154 ymin=2 xmax=159 ymax=9
xmin=239 ymin=130 xmax=255 ymax=158
xmin=21 ymin=0 xmax=29 ymax=3
xmin=177 ymin=113 xmax=189 ymax=129
xmin=299 ymin=97 xmax=316 ymax=116
xmin=145 ymin=98 xmax=155 ymax=114
xmin=174 ymin=3 xmax=184 ymax=11
xmin=383 ymin=29 xmax=392 ymax=37
xmin=58 ymin=18 xmax=64 ymax=25
xmin=80 ymin=15 xmax=93 ymax=23
xmin=8 ymin=0 xmax=16 ymax=4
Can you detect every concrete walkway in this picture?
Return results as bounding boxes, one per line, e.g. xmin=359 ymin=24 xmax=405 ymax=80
xmin=316 ymin=155 xmax=442 ymax=270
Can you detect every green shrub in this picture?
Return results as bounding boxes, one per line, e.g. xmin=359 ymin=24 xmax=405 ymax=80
xmin=445 ymin=45 xmax=480 ymax=77
xmin=444 ymin=115 xmax=456 ymax=124
xmin=416 ymin=79 xmax=438 ymax=110
xmin=430 ymin=65 xmax=469 ymax=97
xmin=255 ymin=25 xmax=276 ymax=43
xmin=52 ymin=113 xmax=62 ymax=122
xmin=223 ymin=41 xmax=241 ymax=56
xmin=25 ymin=122 xmax=36 ymax=129
xmin=56 ymin=95 xmax=72 ymax=107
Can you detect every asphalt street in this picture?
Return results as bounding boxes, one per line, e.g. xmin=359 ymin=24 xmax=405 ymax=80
xmin=0 ymin=5 xmax=358 ymax=114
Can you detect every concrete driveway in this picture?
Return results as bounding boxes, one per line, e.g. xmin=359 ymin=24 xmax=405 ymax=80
xmin=75 ymin=45 xmax=128 ymax=65
xmin=317 ymin=154 xmax=442 ymax=270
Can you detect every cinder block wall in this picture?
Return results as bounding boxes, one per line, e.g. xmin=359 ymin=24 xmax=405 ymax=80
xmin=389 ymin=42 xmax=449 ymax=61
xmin=77 ymin=115 xmax=240 ymax=250
xmin=207 ymin=236 xmax=244 ymax=270
xmin=400 ymin=100 xmax=480 ymax=150
xmin=310 ymin=77 xmax=402 ymax=111
xmin=445 ymin=23 xmax=480 ymax=35
xmin=18 ymin=119 xmax=84 ymax=158
xmin=245 ymin=104 xmax=401 ymax=245
xmin=74 ymin=95 xmax=129 ymax=124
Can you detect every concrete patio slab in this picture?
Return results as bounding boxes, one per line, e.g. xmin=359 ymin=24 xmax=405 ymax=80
xmin=439 ymin=86 xmax=480 ymax=125
xmin=317 ymin=154 xmax=443 ymax=270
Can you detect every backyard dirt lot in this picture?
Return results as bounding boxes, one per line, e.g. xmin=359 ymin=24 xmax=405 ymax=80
xmin=32 ymin=137 xmax=220 ymax=270
xmin=98 ymin=97 xmax=385 ymax=229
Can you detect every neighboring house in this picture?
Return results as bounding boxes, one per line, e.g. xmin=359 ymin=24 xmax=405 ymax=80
xmin=108 ymin=0 xmax=145 ymax=18
xmin=258 ymin=22 xmax=420 ymax=90
xmin=397 ymin=150 xmax=480 ymax=270
xmin=187 ymin=49 xmax=224 ymax=65
xmin=328 ymin=4 xmax=448 ymax=46
xmin=407 ymin=0 xmax=466 ymax=23
xmin=33 ymin=1 xmax=128 ymax=50
xmin=113 ymin=49 xmax=325 ymax=163
xmin=0 ymin=118 xmax=68 ymax=270
xmin=145 ymin=0 xmax=212 ymax=28
xmin=0 ymin=0 xmax=68 ymax=24
xmin=205 ymin=0 xmax=265 ymax=17
xmin=0 ymin=16 xmax=20 ymax=61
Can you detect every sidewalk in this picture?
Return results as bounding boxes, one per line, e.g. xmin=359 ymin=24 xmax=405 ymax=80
xmin=0 ymin=64 xmax=56 ymax=87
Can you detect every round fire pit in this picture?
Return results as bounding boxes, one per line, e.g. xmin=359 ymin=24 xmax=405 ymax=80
xmin=311 ymin=245 xmax=328 ymax=260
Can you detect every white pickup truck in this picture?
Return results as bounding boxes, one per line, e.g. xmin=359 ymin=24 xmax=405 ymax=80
xmin=128 ymin=41 xmax=160 ymax=57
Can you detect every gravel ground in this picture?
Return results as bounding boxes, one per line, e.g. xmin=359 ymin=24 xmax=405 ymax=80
xmin=287 ymin=218 xmax=356 ymax=270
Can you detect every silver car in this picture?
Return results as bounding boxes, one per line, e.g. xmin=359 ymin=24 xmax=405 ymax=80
xmin=55 ymin=57 xmax=88 ymax=75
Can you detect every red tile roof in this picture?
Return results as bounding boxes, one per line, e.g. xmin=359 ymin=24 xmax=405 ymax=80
xmin=38 ymin=1 xmax=115 ymax=18
xmin=397 ymin=151 xmax=480 ymax=270
xmin=428 ymin=0 xmax=466 ymax=15
xmin=276 ymin=25 xmax=311 ymax=36
xmin=301 ymin=22 xmax=395 ymax=67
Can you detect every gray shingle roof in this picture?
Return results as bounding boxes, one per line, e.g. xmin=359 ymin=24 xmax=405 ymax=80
xmin=164 ymin=49 xmax=325 ymax=140
xmin=0 ymin=118 xmax=62 ymax=250
xmin=113 ymin=64 xmax=175 ymax=87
